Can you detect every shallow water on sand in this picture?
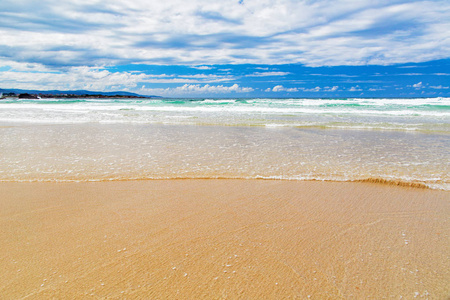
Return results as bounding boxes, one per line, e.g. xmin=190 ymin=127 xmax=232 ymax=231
xmin=0 ymin=123 xmax=448 ymax=189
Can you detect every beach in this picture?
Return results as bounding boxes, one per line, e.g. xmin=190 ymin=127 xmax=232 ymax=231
xmin=1 ymin=179 xmax=448 ymax=299
xmin=0 ymin=97 xmax=449 ymax=298
xmin=2 ymin=0 xmax=450 ymax=297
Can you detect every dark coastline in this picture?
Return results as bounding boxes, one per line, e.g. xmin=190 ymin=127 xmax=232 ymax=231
xmin=2 ymin=93 xmax=149 ymax=99
xmin=0 ymin=88 xmax=154 ymax=99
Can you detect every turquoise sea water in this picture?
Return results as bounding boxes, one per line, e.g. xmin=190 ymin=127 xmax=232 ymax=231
xmin=0 ymin=97 xmax=449 ymax=189
xmin=1 ymin=97 xmax=448 ymax=132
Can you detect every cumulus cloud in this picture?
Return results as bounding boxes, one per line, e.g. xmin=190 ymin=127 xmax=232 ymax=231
xmin=349 ymin=85 xmax=363 ymax=91
xmin=266 ymin=85 xmax=336 ymax=93
xmin=324 ymin=86 xmax=339 ymax=91
xmin=141 ymin=84 xmax=254 ymax=96
xmin=1 ymin=0 xmax=449 ymax=69
xmin=303 ymin=86 xmax=322 ymax=92
xmin=177 ymin=83 xmax=253 ymax=93
xmin=269 ymin=85 xmax=299 ymax=92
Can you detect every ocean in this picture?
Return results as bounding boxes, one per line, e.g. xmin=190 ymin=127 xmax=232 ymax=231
xmin=0 ymin=97 xmax=449 ymax=189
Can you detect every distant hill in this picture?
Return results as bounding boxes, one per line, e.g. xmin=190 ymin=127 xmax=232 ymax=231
xmin=0 ymin=88 xmax=159 ymax=98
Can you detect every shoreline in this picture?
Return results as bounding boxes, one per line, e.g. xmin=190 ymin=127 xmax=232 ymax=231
xmin=0 ymin=176 xmax=443 ymax=190
xmin=1 ymin=122 xmax=448 ymax=191
xmin=1 ymin=179 xmax=448 ymax=298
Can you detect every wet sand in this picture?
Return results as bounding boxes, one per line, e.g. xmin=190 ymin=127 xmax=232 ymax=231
xmin=0 ymin=180 xmax=448 ymax=299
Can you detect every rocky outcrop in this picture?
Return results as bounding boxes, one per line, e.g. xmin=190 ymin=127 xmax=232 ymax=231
xmin=18 ymin=93 xmax=39 ymax=99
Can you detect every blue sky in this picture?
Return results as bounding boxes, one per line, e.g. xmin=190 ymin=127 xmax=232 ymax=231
xmin=1 ymin=0 xmax=449 ymax=97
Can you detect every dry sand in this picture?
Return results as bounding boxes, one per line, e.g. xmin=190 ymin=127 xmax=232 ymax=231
xmin=0 ymin=180 xmax=448 ymax=299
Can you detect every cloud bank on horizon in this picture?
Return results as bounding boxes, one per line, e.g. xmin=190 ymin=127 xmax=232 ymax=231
xmin=1 ymin=0 xmax=450 ymax=97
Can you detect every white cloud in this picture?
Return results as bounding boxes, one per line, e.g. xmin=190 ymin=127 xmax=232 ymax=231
xmin=324 ymin=86 xmax=339 ymax=91
xmin=270 ymin=85 xmax=298 ymax=92
xmin=430 ymin=85 xmax=449 ymax=89
xmin=0 ymin=61 xmax=243 ymax=93
xmin=191 ymin=66 xmax=214 ymax=70
xmin=303 ymin=86 xmax=321 ymax=92
xmin=246 ymin=71 xmax=291 ymax=77
xmin=309 ymin=74 xmax=357 ymax=78
xmin=178 ymin=83 xmax=253 ymax=93
xmin=267 ymin=85 xmax=330 ymax=93
xmin=141 ymin=74 xmax=235 ymax=83
xmin=349 ymin=85 xmax=362 ymax=91
xmin=0 ymin=66 xmax=145 ymax=91
xmin=0 ymin=0 xmax=449 ymax=68
xmin=412 ymin=82 xmax=423 ymax=88
xmin=140 ymin=84 xmax=254 ymax=96
xmin=272 ymin=85 xmax=284 ymax=92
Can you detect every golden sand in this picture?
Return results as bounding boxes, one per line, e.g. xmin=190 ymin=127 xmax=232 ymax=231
xmin=0 ymin=180 xmax=448 ymax=299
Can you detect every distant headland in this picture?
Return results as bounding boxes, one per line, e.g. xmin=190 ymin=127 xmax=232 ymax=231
xmin=0 ymin=88 xmax=157 ymax=99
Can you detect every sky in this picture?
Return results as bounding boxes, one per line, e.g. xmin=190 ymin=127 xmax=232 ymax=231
xmin=1 ymin=0 xmax=449 ymax=98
